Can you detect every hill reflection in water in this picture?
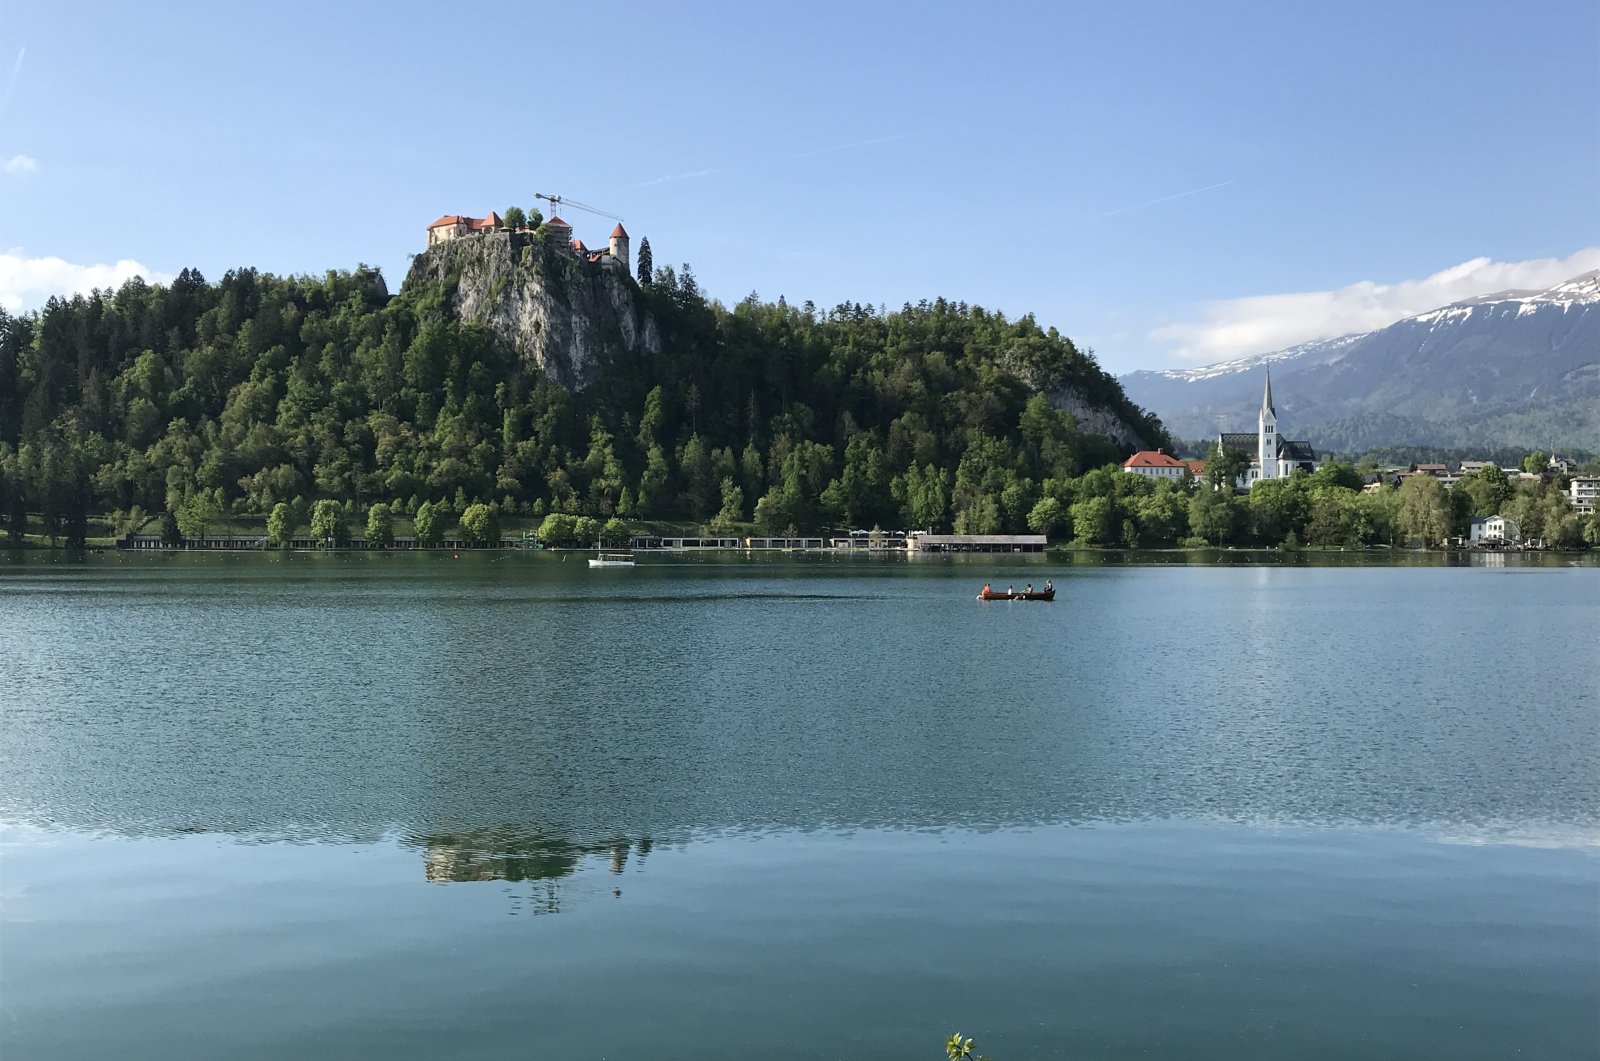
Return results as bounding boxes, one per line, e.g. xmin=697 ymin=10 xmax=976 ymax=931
xmin=1 ymin=556 xmax=1595 ymax=851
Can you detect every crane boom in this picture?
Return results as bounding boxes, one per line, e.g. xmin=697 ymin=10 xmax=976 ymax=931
xmin=533 ymin=192 xmax=623 ymax=223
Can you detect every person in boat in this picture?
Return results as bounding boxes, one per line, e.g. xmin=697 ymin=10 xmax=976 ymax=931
xmin=1007 ymin=585 xmax=1013 ymax=596
xmin=1025 ymin=583 xmax=1033 ymax=595
xmin=982 ymin=582 xmax=992 ymax=598
xmin=1045 ymin=579 xmax=1053 ymax=593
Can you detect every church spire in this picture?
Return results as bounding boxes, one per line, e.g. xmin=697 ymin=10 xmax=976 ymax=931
xmin=1262 ymin=371 xmax=1276 ymax=417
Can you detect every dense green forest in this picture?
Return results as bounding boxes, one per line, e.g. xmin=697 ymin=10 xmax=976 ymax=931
xmin=0 ymin=254 xmax=1171 ymax=547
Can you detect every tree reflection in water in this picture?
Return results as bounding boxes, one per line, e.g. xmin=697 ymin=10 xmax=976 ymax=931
xmin=410 ymin=826 xmax=655 ymax=913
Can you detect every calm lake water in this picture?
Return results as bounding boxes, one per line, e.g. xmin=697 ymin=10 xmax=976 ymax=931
xmin=1 ymin=552 xmax=1597 ymax=1060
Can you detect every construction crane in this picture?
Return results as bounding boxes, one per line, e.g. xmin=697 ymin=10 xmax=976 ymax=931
xmin=533 ymin=193 xmax=623 ymax=224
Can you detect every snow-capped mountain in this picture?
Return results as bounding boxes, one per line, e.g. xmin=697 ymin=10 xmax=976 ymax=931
xmin=1134 ymin=333 xmax=1365 ymax=386
xmin=1119 ymin=271 xmax=1600 ymax=450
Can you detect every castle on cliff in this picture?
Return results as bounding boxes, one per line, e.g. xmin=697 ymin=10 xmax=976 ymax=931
xmin=425 ymin=210 xmax=630 ymax=271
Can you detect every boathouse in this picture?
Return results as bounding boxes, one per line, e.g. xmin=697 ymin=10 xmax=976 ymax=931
xmin=904 ymin=533 xmax=1047 ymax=554
xmin=745 ymin=536 xmax=826 ymax=550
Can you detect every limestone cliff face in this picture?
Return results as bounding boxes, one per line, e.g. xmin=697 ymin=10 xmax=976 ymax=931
xmin=996 ymin=345 xmax=1156 ymax=451
xmin=1044 ymin=384 xmax=1152 ymax=452
xmin=403 ymin=232 xmax=660 ymax=391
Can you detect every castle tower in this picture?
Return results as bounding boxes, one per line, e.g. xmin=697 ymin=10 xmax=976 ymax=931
xmin=608 ymin=223 xmax=630 ymax=270
xmin=1258 ymin=371 xmax=1278 ymax=480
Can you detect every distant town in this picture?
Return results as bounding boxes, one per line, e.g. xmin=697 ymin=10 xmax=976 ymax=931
xmin=1116 ymin=373 xmax=1595 ymax=551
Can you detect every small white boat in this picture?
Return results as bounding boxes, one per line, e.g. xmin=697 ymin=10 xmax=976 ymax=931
xmin=587 ymin=545 xmax=636 ymax=568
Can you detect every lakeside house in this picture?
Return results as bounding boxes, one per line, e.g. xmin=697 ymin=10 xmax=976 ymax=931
xmin=1468 ymin=516 xmax=1522 ymax=544
xmin=1120 ymin=449 xmax=1191 ymax=479
xmin=1570 ymin=475 xmax=1599 ymax=514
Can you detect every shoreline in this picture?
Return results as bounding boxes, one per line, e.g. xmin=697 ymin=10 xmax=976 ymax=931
xmin=3 ymin=543 xmax=1595 ymax=567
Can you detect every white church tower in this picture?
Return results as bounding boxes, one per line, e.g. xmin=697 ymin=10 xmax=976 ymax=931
xmin=1258 ymin=372 xmax=1278 ymax=480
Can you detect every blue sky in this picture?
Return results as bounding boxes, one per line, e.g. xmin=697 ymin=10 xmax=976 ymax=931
xmin=1 ymin=0 xmax=1595 ymax=373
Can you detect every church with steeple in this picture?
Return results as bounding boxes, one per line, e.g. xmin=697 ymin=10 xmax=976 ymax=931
xmin=1217 ymin=373 xmax=1319 ymax=489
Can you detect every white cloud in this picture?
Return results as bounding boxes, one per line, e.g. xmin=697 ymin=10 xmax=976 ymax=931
xmin=2 ymin=153 xmax=36 ymax=173
xmin=0 ymin=251 xmax=172 ymax=312
xmin=1152 ymin=246 xmax=1600 ymax=364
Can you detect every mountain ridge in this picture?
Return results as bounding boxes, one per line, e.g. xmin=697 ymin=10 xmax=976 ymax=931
xmin=1120 ymin=271 xmax=1600 ymax=450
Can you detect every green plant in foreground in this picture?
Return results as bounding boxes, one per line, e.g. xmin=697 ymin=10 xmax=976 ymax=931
xmin=946 ymin=1031 xmax=992 ymax=1061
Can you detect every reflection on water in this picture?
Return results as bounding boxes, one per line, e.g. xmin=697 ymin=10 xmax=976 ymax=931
xmin=409 ymin=828 xmax=657 ymax=914
xmin=1 ymin=557 xmax=1596 ymax=846
xmin=1 ymin=556 xmax=1597 ymax=1061
xmin=416 ymin=828 xmax=650 ymax=883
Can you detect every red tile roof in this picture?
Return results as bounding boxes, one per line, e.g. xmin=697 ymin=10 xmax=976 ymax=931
xmin=611 ymin=223 xmax=628 ymax=238
xmin=1121 ymin=450 xmax=1187 ymax=469
xmin=1184 ymin=459 xmax=1206 ymax=476
xmin=428 ymin=211 xmax=502 ymax=231
xmin=546 ymin=216 xmax=572 ymax=229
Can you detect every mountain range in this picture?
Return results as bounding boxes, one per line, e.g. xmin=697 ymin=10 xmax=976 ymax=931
xmin=1119 ymin=271 xmax=1600 ymax=453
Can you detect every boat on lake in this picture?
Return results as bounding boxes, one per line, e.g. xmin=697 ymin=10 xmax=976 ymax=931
xmin=587 ymin=546 xmax=636 ymax=568
xmin=977 ymin=584 xmax=1055 ymax=601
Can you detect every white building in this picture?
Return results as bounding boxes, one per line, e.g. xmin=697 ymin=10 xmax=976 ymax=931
xmin=1469 ymin=515 xmax=1522 ymax=543
xmin=1570 ymin=475 xmax=1599 ymax=514
xmin=1217 ymin=374 xmax=1318 ymax=490
xmin=1120 ymin=450 xmax=1197 ymax=479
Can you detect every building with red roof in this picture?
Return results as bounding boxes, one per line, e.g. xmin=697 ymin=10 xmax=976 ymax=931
xmin=1120 ymin=449 xmax=1193 ymax=479
xmin=426 ymin=211 xmax=505 ymax=247
xmin=424 ymin=209 xmax=630 ymax=272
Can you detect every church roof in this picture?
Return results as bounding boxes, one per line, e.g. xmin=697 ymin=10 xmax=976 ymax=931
xmin=1218 ymin=432 xmax=1257 ymax=452
xmin=1121 ymin=450 xmax=1187 ymax=469
xmin=610 ymin=223 xmax=628 ymax=238
xmin=1262 ymin=372 xmax=1276 ymax=417
xmin=1280 ymin=440 xmax=1316 ymax=462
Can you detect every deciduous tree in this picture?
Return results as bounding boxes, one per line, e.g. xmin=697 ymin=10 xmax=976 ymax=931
xmin=365 ymin=502 xmax=394 ymax=547
xmin=459 ymin=502 xmax=497 ymax=547
xmin=267 ymin=501 xmax=293 ymax=546
xmin=310 ymin=498 xmax=348 ymax=547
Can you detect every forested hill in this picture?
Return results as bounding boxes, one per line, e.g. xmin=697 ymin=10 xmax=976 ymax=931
xmin=0 ymin=237 xmax=1168 ymax=545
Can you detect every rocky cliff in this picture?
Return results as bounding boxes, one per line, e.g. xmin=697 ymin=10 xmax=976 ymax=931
xmin=403 ymin=232 xmax=660 ymax=391
xmin=1044 ymin=385 xmax=1153 ymax=452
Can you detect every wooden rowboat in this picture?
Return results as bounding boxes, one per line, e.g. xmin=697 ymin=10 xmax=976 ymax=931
xmin=977 ymin=588 xmax=1055 ymax=601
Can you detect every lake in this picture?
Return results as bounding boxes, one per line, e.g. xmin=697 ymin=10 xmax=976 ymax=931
xmin=1 ymin=552 xmax=1596 ymax=1060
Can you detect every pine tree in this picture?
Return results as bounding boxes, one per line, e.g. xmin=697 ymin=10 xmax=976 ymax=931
xmin=636 ymin=237 xmax=653 ymax=285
